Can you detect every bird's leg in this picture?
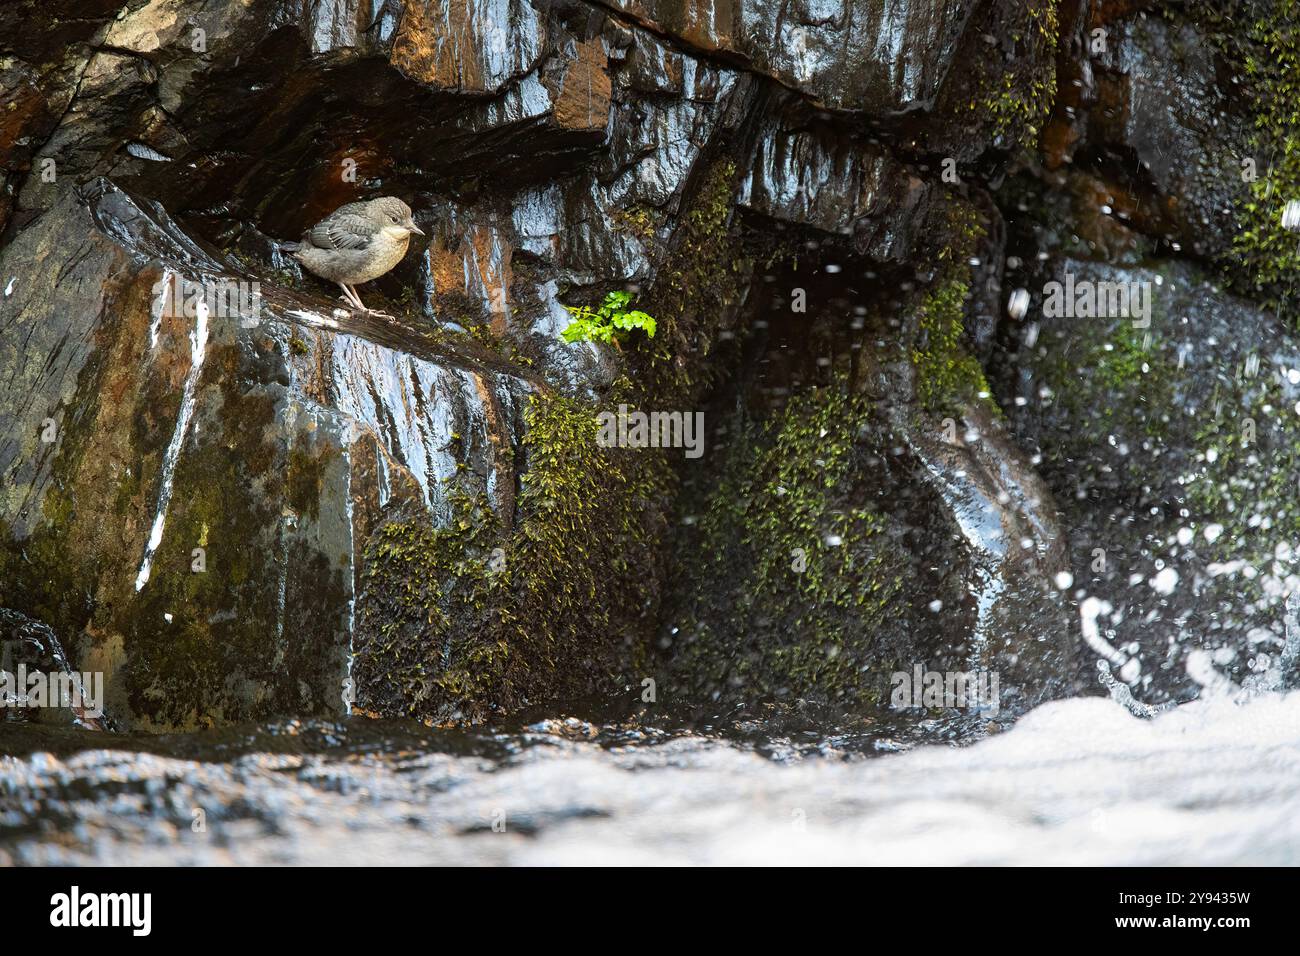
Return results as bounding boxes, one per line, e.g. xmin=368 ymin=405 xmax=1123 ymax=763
xmin=338 ymin=283 xmax=362 ymax=310
xmin=349 ymin=285 xmax=393 ymax=318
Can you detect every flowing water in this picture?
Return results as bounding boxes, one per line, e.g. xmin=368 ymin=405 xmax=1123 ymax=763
xmin=4 ymin=532 xmax=1298 ymax=866
xmin=3 ymin=684 xmax=1298 ymax=866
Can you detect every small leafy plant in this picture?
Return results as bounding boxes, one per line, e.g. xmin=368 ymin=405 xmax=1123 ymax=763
xmin=561 ymin=291 xmax=657 ymax=347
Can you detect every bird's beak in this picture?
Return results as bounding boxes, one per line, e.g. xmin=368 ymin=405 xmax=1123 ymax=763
xmin=407 ymin=221 xmax=425 ymax=236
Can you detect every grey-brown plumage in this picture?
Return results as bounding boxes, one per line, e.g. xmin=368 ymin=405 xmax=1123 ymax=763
xmin=286 ymin=197 xmax=424 ymax=314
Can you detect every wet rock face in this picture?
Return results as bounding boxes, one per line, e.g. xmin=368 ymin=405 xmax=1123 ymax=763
xmin=0 ymin=0 xmax=1088 ymax=729
xmin=603 ymin=0 xmax=970 ymax=113
xmin=737 ymin=116 xmax=939 ymax=262
xmin=1082 ymin=10 xmax=1250 ymax=259
xmin=0 ymin=0 xmax=126 ymax=235
xmin=1001 ymin=255 xmax=1300 ymax=703
xmin=0 ymin=181 xmax=535 ymax=729
xmin=979 ymin=0 xmax=1300 ymax=707
xmin=392 ymin=0 xmax=545 ymax=91
xmin=662 ymin=252 xmax=1074 ymax=718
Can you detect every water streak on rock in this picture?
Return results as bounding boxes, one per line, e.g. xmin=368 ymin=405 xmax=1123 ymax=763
xmin=134 ymin=298 xmax=210 ymax=592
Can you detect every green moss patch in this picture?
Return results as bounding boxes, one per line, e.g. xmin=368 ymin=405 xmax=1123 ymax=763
xmin=910 ymin=203 xmax=998 ymax=416
xmin=912 ymin=269 xmax=994 ymax=415
xmin=1207 ymin=0 xmax=1300 ymax=300
xmin=967 ymin=0 xmax=1060 ymax=151
xmin=354 ymin=389 xmax=674 ymax=721
xmin=640 ymin=158 xmax=747 ymax=405
xmin=665 ymin=379 xmax=919 ymax=709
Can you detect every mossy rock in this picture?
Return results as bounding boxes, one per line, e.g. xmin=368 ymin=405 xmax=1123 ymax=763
xmin=353 ymin=390 xmax=675 ymax=722
xmin=0 ymin=181 xmax=542 ymax=729
xmin=1002 ymin=255 xmax=1300 ymax=702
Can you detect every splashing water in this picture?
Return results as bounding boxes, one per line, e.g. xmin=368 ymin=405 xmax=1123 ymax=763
xmin=2 ymin=682 xmax=1299 ymax=864
xmin=3 ymin=598 xmax=1300 ymax=863
xmin=5 ymin=568 xmax=1300 ymax=864
xmin=1085 ymin=589 xmax=1300 ymax=717
xmin=1097 ymin=661 xmax=1177 ymax=719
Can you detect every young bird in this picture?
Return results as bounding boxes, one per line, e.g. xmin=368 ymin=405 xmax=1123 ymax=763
xmin=285 ymin=197 xmax=424 ymax=314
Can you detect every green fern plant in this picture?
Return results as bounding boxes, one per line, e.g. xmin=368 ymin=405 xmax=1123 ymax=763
xmin=561 ymin=291 xmax=657 ymax=347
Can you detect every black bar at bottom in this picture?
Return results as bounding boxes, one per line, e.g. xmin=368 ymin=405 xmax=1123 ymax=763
xmin=0 ymin=866 xmax=1285 ymax=941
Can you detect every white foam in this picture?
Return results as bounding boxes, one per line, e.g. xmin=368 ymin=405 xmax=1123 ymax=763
xmin=502 ymin=692 xmax=1300 ymax=865
xmin=5 ymin=687 xmax=1299 ymax=864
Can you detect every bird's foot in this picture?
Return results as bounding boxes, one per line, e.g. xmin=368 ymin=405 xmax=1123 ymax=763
xmin=362 ymin=307 xmax=394 ymax=319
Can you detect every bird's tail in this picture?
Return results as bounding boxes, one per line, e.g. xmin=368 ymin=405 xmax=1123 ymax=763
xmin=281 ymin=240 xmax=302 ymax=254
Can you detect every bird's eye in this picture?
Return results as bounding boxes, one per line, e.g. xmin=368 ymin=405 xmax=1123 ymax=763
xmin=390 ymin=215 xmax=399 ymax=223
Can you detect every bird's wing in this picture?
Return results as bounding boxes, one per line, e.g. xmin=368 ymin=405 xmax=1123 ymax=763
xmin=304 ymin=206 xmax=379 ymax=251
